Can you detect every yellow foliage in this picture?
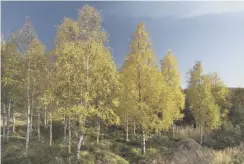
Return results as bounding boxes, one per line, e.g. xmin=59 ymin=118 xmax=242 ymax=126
xmin=187 ymin=61 xmax=221 ymax=129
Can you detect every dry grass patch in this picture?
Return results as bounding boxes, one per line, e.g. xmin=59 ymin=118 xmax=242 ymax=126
xmin=212 ymin=143 xmax=244 ymax=164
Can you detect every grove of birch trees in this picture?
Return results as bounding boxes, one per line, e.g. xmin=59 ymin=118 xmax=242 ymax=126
xmin=1 ymin=5 xmax=232 ymax=160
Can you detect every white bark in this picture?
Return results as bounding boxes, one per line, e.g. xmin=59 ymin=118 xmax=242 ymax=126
xmin=86 ymin=55 xmax=89 ymax=91
xmin=200 ymin=124 xmax=203 ymax=145
xmin=133 ymin=121 xmax=136 ymax=136
xmin=30 ymin=94 xmax=33 ymax=136
xmin=68 ymin=117 xmax=71 ymax=153
xmin=44 ymin=105 xmax=47 ymax=128
xmin=76 ymin=133 xmax=83 ymax=160
xmin=37 ymin=111 xmax=41 ymax=141
xmin=82 ymin=121 xmax=85 ymax=145
xmin=126 ymin=116 xmax=129 ymax=142
xmin=49 ymin=113 xmax=52 ymax=146
xmin=142 ymin=130 xmax=146 ymax=155
xmin=6 ymin=101 xmax=11 ymax=142
xmin=30 ymin=84 xmax=35 ymax=136
xmin=96 ymin=119 xmax=100 ymax=143
xmin=26 ymin=96 xmax=31 ymax=152
xmin=12 ymin=110 xmax=15 ymax=134
xmin=26 ymin=66 xmax=30 ymax=152
xmin=64 ymin=115 xmax=67 ymax=143
xmin=3 ymin=104 xmax=6 ymax=137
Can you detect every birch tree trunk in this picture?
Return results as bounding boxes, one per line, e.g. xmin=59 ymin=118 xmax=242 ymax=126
xmin=64 ymin=115 xmax=67 ymax=144
xmin=133 ymin=121 xmax=136 ymax=136
xmin=200 ymin=123 xmax=203 ymax=145
xmin=82 ymin=120 xmax=85 ymax=145
xmin=6 ymin=101 xmax=11 ymax=142
xmin=86 ymin=55 xmax=89 ymax=93
xmin=68 ymin=67 xmax=71 ymax=152
xmin=49 ymin=112 xmax=52 ymax=146
xmin=172 ymin=123 xmax=175 ymax=138
xmin=83 ymin=54 xmax=90 ymax=145
xmin=37 ymin=110 xmax=41 ymax=141
xmin=12 ymin=108 xmax=15 ymax=134
xmin=30 ymin=110 xmax=33 ymax=136
xmin=3 ymin=104 xmax=6 ymax=137
xmin=96 ymin=118 xmax=100 ymax=143
xmin=138 ymin=67 xmax=145 ymax=155
xmin=30 ymin=91 xmax=34 ymax=137
xmin=44 ymin=105 xmax=47 ymax=128
xmin=76 ymin=132 xmax=83 ymax=160
xmin=126 ymin=115 xmax=129 ymax=142
xmin=26 ymin=67 xmax=31 ymax=152
xmin=68 ymin=117 xmax=71 ymax=153
xmin=142 ymin=130 xmax=146 ymax=155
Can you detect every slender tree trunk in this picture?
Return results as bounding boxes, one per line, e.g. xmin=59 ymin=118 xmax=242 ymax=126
xmin=68 ymin=117 xmax=71 ymax=153
xmin=26 ymin=105 xmax=31 ymax=153
xmin=83 ymin=54 xmax=89 ymax=145
xmin=200 ymin=123 xmax=203 ymax=145
xmin=49 ymin=113 xmax=52 ymax=147
xmin=12 ymin=109 xmax=15 ymax=134
xmin=96 ymin=118 xmax=100 ymax=143
xmin=86 ymin=55 xmax=89 ymax=91
xmin=82 ymin=120 xmax=85 ymax=145
xmin=3 ymin=104 xmax=6 ymax=137
xmin=67 ymin=67 xmax=72 ymax=153
xmin=142 ymin=130 xmax=146 ymax=155
xmin=26 ymin=67 xmax=30 ymax=153
xmin=64 ymin=115 xmax=67 ymax=144
xmin=172 ymin=123 xmax=175 ymax=138
xmin=76 ymin=132 xmax=83 ymax=160
xmin=37 ymin=110 xmax=41 ymax=141
xmin=133 ymin=121 xmax=136 ymax=136
xmin=44 ymin=105 xmax=47 ymax=128
xmin=30 ymin=110 xmax=32 ymax=137
xmin=126 ymin=115 xmax=129 ymax=142
xmin=6 ymin=101 xmax=11 ymax=142
xmin=30 ymin=92 xmax=34 ymax=137
xmin=138 ymin=67 xmax=145 ymax=155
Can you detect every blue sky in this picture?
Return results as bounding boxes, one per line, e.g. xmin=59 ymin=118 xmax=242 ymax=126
xmin=2 ymin=1 xmax=244 ymax=88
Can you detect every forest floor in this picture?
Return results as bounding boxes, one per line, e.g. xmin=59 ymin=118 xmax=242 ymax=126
xmin=1 ymin=118 xmax=244 ymax=164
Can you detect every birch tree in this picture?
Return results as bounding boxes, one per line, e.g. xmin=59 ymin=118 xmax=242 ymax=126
xmin=161 ymin=50 xmax=185 ymax=137
xmin=25 ymin=39 xmax=45 ymax=147
xmin=8 ymin=17 xmax=38 ymax=152
xmin=120 ymin=23 xmax=171 ymax=154
xmin=55 ymin=6 xmax=120 ymax=160
xmin=77 ymin=5 xmax=120 ymax=144
xmin=1 ymin=43 xmax=22 ymax=141
xmin=207 ymin=72 xmax=231 ymax=123
xmin=40 ymin=52 xmax=56 ymax=146
xmin=187 ymin=61 xmax=221 ymax=144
